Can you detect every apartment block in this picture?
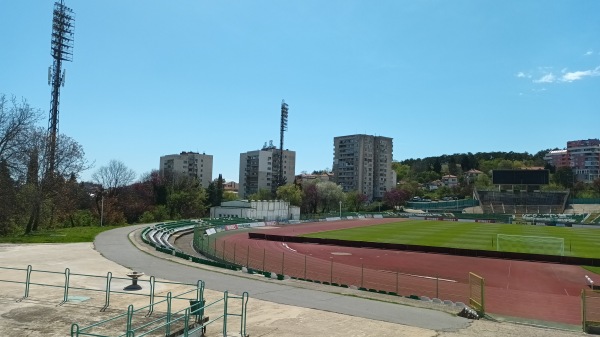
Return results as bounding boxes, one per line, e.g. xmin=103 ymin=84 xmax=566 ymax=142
xmin=567 ymin=139 xmax=600 ymax=182
xmin=159 ymin=151 xmax=213 ymax=188
xmin=543 ymin=150 xmax=570 ymax=169
xmin=332 ymin=134 xmax=395 ymax=201
xmin=239 ymin=142 xmax=296 ymax=199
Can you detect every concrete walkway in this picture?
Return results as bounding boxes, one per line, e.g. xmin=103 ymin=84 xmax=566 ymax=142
xmin=95 ymin=225 xmax=469 ymax=332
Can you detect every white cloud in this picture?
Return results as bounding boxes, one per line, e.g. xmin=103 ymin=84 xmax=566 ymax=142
xmin=534 ymin=73 xmax=556 ymax=83
xmin=584 ymin=50 xmax=594 ymax=56
xmin=560 ymin=66 xmax=600 ymax=82
xmin=516 ymin=72 xmax=526 ymax=78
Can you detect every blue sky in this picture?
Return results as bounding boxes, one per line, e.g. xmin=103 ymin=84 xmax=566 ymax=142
xmin=1 ymin=1 xmax=599 ymax=183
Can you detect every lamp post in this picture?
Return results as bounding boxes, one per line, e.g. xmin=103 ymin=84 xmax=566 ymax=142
xmin=339 ymin=200 xmax=342 ymax=218
xmin=100 ymin=193 xmax=104 ymax=226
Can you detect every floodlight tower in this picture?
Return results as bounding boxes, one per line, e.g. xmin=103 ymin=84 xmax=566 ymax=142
xmin=278 ymin=100 xmax=289 ymax=188
xmin=47 ymin=0 xmax=75 ymax=175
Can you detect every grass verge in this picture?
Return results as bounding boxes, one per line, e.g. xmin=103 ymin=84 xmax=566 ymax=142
xmin=0 ymin=225 xmax=125 ymax=244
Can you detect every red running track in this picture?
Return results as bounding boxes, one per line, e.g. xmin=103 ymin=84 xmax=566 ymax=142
xmin=215 ymin=218 xmax=588 ymax=325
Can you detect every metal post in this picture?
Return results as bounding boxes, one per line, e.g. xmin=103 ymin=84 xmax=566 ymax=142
xmin=304 ymin=255 xmax=307 ymax=280
xmin=63 ymin=267 xmax=70 ymax=304
xmin=330 ymin=259 xmax=333 ymax=284
xmin=339 ymin=200 xmax=342 ymax=218
xmin=183 ymin=308 xmax=190 ymax=337
xmin=147 ymin=276 xmax=155 ymax=317
xmin=102 ymin=271 xmax=112 ymax=311
xmin=481 ymin=277 xmax=485 ymax=315
xmin=23 ymin=265 xmax=32 ymax=300
xmin=196 ymin=280 xmax=204 ymax=302
xmin=361 ymin=264 xmax=364 ymax=288
xmin=70 ymin=323 xmax=79 ymax=337
xmin=582 ymin=289 xmax=586 ymax=332
xmin=100 ymin=194 xmax=104 ymax=226
xmin=223 ymin=291 xmax=228 ymax=336
xmin=126 ymin=304 xmax=134 ymax=333
xmin=166 ymin=292 xmax=172 ymax=336
xmin=240 ymin=292 xmax=249 ymax=337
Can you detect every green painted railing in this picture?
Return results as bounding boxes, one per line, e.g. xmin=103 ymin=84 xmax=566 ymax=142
xmin=1 ymin=265 xmax=249 ymax=337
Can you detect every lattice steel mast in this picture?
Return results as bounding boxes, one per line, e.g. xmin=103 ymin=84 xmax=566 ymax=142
xmin=47 ymin=0 xmax=75 ymax=174
xmin=278 ymin=100 xmax=289 ymax=188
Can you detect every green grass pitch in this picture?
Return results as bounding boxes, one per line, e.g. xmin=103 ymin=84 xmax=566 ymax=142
xmin=301 ymin=220 xmax=600 ymax=258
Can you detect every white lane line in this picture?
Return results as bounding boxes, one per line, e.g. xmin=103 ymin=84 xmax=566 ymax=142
xmin=377 ymin=270 xmax=457 ymax=283
xmin=282 ymin=243 xmax=297 ymax=252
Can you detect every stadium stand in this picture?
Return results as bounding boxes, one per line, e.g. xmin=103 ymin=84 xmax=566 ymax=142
xmin=203 ymin=217 xmax=259 ymax=227
xmin=142 ymin=220 xmax=199 ymax=251
xmin=474 ymin=189 xmax=569 ymax=215
xmin=522 ymin=213 xmax=587 ymax=224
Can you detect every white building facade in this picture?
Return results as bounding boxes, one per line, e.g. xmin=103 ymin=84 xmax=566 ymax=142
xmin=332 ymin=134 xmax=395 ymax=201
xmin=210 ymin=200 xmax=300 ymax=221
xmin=239 ymin=142 xmax=296 ymax=199
xmin=159 ymin=151 xmax=213 ymax=188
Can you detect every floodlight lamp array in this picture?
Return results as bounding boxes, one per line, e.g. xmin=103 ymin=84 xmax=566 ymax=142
xmin=50 ymin=1 xmax=75 ymax=62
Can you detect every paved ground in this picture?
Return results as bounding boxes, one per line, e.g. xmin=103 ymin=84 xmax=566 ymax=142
xmin=0 ymin=224 xmax=587 ymax=337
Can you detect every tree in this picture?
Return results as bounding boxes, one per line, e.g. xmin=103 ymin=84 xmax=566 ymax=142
xmin=119 ymin=180 xmax=156 ymax=223
xmin=416 ymin=171 xmax=440 ymax=184
xmin=139 ymin=170 xmax=167 ymax=205
xmin=215 ymin=174 xmax=224 ymax=206
xmin=447 ymin=157 xmax=459 ymax=175
xmin=474 ymin=174 xmax=492 ymax=189
xmin=92 ymin=160 xmax=137 ymax=194
xmin=0 ymin=94 xmax=42 ymax=174
xmin=0 ymin=160 xmax=16 ymax=234
xmin=206 ymin=182 xmax=217 ymax=206
xmin=167 ymin=187 xmax=207 ymax=219
xmin=345 ymin=191 xmax=368 ymax=212
xmin=593 ymin=178 xmax=600 ymax=197
xmin=553 ymin=167 xmax=574 ymax=189
xmin=223 ymin=191 xmax=238 ymax=202
xmin=497 ymin=159 xmax=514 ymax=170
xmin=316 ymin=181 xmax=344 ymax=213
xmin=382 ymin=188 xmax=409 ymax=209
xmin=248 ymin=189 xmax=273 ymax=201
xmin=276 ymin=183 xmax=303 ymax=206
xmin=22 ymin=130 xmax=89 ymax=233
xmin=91 ymin=160 xmax=136 ymax=226
xmin=432 ymin=159 xmax=442 ymax=174
xmin=572 ymin=181 xmax=586 ymax=197
xmin=391 ymin=162 xmax=411 ymax=182
xmin=301 ymin=183 xmax=319 ymax=214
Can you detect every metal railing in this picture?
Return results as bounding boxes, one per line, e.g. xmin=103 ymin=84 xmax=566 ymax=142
xmin=0 ymin=265 xmax=249 ymax=337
